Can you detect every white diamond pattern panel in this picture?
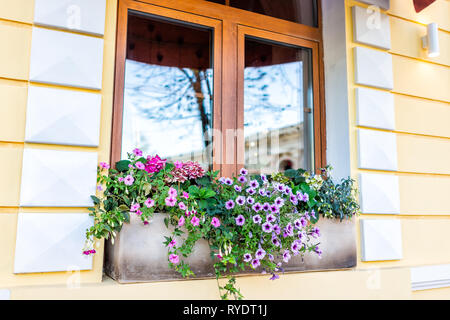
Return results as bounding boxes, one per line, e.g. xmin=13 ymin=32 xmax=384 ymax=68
xmin=19 ymin=148 xmax=98 ymax=207
xmin=352 ymin=5 xmax=391 ymax=50
xmin=354 ymin=46 xmax=393 ymax=90
xmin=14 ymin=213 xmax=93 ymax=273
xmin=29 ymin=27 xmax=104 ymax=90
xmin=25 ymin=86 xmax=101 ymax=147
xmin=359 ymin=173 xmax=400 ymax=214
xmin=356 ymin=87 xmax=395 ymax=130
xmin=360 ymin=219 xmax=403 ymax=261
xmin=358 ymin=128 xmax=398 ymax=171
xmin=34 ymin=0 xmax=106 ymax=36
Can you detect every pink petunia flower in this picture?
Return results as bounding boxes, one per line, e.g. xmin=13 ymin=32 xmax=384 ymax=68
xmin=178 ymin=202 xmax=187 ymax=210
xmin=144 ymin=198 xmax=155 ymax=208
xmin=124 ymin=175 xmax=134 ymax=186
xmin=191 ymin=215 xmax=200 ymax=227
xmin=174 ymin=161 xmax=183 ymax=169
xmin=182 ymin=192 xmax=189 ymax=199
xmin=118 ymin=177 xmax=124 ymax=182
xmin=135 ymin=161 xmax=145 ymax=170
xmin=130 ymin=203 xmax=140 ymax=212
xmin=168 ymin=239 xmax=176 ymax=248
xmin=169 ymin=254 xmax=179 ymax=264
xmin=99 ymin=162 xmax=110 ymax=170
xmin=133 ymin=148 xmax=143 ymax=157
xmin=168 ymin=187 xmax=178 ymax=197
xmin=178 ymin=216 xmax=185 ymax=227
xmin=165 ymin=197 xmax=177 ymax=207
xmin=211 ymin=217 xmax=220 ymax=228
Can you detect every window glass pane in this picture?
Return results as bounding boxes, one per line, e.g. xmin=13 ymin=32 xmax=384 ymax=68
xmin=230 ymin=0 xmax=318 ymax=27
xmin=244 ymin=37 xmax=314 ymax=175
xmin=122 ymin=13 xmax=214 ymax=170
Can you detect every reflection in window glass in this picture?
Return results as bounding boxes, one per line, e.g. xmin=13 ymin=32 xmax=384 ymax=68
xmin=206 ymin=0 xmax=318 ymax=27
xmin=122 ymin=14 xmax=213 ymax=170
xmin=244 ymin=38 xmax=314 ymax=175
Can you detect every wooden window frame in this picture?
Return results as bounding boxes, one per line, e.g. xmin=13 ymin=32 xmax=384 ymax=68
xmin=111 ymin=0 xmax=326 ymax=177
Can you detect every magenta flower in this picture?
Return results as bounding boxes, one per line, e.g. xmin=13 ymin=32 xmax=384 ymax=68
xmin=235 ymin=215 xmax=245 ymax=226
xmin=270 ymin=205 xmax=279 ymax=214
xmin=135 ymin=210 xmax=142 ymax=216
xmin=124 ymin=175 xmax=134 ymax=186
xmin=262 ymin=203 xmax=270 ymax=211
xmin=99 ymin=162 xmax=110 ymax=170
xmin=243 ymin=253 xmax=252 ymax=263
xmin=178 ymin=216 xmax=185 ymax=227
xmin=174 ymin=161 xmax=183 ymax=169
xmin=165 ymin=197 xmax=177 ymax=207
xmin=191 ymin=215 xmax=200 ymax=227
xmin=211 ymin=217 xmax=220 ymax=228
xmin=255 ymin=248 xmax=266 ymax=260
xmin=225 ymin=200 xmax=235 ymax=210
xmin=251 ymin=259 xmax=260 ymax=268
xmin=168 ymin=239 xmax=176 ymax=248
xmin=168 ymin=187 xmax=177 ymax=197
xmin=132 ymin=148 xmax=143 ymax=157
xmin=145 ymin=155 xmax=166 ymax=173
xmin=178 ymin=202 xmax=187 ymax=210
xmin=262 ymin=222 xmax=273 ymax=233
xmin=144 ymin=198 xmax=155 ymax=208
xmin=143 ymin=220 xmax=149 ymax=226
xmin=130 ymin=203 xmax=140 ymax=212
xmin=169 ymin=254 xmax=179 ymax=264
xmin=135 ymin=161 xmax=145 ymax=170
xmin=182 ymin=192 xmax=189 ymax=199
xmin=118 ymin=177 xmax=124 ymax=182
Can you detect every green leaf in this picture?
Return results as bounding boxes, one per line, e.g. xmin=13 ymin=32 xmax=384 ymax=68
xmin=90 ymin=195 xmax=100 ymax=205
xmin=116 ymin=160 xmax=131 ymax=172
xmin=164 ymin=217 xmax=169 ymax=229
xmin=122 ymin=211 xmax=130 ymax=223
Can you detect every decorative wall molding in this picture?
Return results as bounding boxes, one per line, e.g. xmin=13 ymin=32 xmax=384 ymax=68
xmin=25 ymin=86 xmax=101 ymax=147
xmin=360 ymin=219 xmax=402 ymax=261
xmin=352 ymin=5 xmax=391 ymax=50
xmin=34 ymin=0 xmax=106 ymax=36
xmin=357 ymin=0 xmax=390 ymax=10
xmin=19 ymin=148 xmax=98 ymax=207
xmin=359 ymin=173 xmax=400 ymax=214
xmin=354 ymin=46 xmax=393 ymax=90
xmin=357 ymin=128 xmax=398 ymax=171
xmin=411 ymin=264 xmax=450 ymax=291
xmin=14 ymin=213 xmax=93 ymax=274
xmin=356 ymin=87 xmax=395 ymax=130
xmin=29 ymin=27 xmax=104 ymax=90
xmin=0 ymin=289 xmax=10 ymax=300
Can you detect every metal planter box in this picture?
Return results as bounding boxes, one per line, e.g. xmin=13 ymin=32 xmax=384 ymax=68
xmin=104 ymin=213 xmax=356 ymax=283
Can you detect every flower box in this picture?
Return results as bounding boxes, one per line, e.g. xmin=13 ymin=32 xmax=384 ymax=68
xmin=104 ymin=212 xmax=356 ymax=283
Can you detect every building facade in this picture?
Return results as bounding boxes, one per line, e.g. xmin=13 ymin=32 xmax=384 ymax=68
xmin=0 ymin=0 xmax=449 ymax=299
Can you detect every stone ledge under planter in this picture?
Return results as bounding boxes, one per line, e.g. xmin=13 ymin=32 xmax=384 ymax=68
xmin=105 ymin=213 xmax=356 ymax=283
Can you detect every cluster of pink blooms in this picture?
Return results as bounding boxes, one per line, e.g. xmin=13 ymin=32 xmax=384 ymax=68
xmin=83 ymin=249 xmax=96 ymax=256
xmin=167 ymin=161 xmax=205 ymax=183
xmin=145 ymin=155 xmax=167 ymax=174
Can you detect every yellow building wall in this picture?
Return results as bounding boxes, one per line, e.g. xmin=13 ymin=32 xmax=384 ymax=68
xmin=0 ymin=0 xmax=449 ymax=299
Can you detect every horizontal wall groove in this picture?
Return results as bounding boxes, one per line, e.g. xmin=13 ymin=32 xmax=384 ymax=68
xmin=32 ymin=25 xmax=104 ymax=39
xmin=357 ymin=168 xmax=450 ymax=178
xmin=387 ymin=13 xmax=450 ymax=34
xmin=360 ymin=213 xmax=450 ymax=218
xmin=0 ymin=18 xmax=32 ymax=27
xmin=356 ymin=126 xmax=450 ymax=141
xmin=389 ymin=52 xmax=450 ymax=68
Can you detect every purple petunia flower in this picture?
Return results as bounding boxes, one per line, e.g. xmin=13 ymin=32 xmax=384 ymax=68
xmin=225 ymin=200 xmax=235 ymax=210
xmin=191 ymin=215 xmax=200 ymax=227
xmin=302 ymin=193 xmax=309 ymax=202
xmin=269 ymin=273 xmax=280 ymax=281
xmin=284 ymin=186 xmax=292 ymax=195
xmin=266 ymin=214 xmax=276 ymax=223
xmin=240 ymin=168 xmax=248 ymax=176
xmin=277 ymin=184 xmax=286 ymax=193
xmin=291 ymin=240 xmax=301 ymax=254
xmin=255 ymin=248 xmax=266 ymax=260
xmin=252 ymin=203 xmax=262 ymax=212
xmin=300 ymin=217 xmax=307 ymax=227
xmin=262 ymin=203 xmax=270 ymax=211
xmin=315 ymin=246 xmax=323 ymax=258
xmin=246 ymin=187 xmax=256 ymax=195
xmin=249 ymin=180 xmax=259 ymax=189
xmin=283 ymin=250 xmax=291 ymax=263
xmin=270 ymin=204 xmax=279 ymax=214
xmin=132 ymin=148 xmax=143 ymax=157
xmin=235 ymin=215 xmax=245 ymax=226
xmin=259 ymin=189 xmax=266 ymax=196
xmin=310 ymin=210 xmax=317 ymax=219
xmin=243 ymin=253 xmax=252 ymax=262
xmin=304 ymin=211 xmax=311 ymax=221
xmin=273 ymin=224 xmax=281 ymax=235
xmin=238 ymin=175 xmax=247 ymax=184
xmin=261 ymin=174 xmax=267 ymax=182
xmin=236 ymin=196 xmax=246 ymax=206
xmin=251 ymin=259 xmax=260 ymax=268
xmin=274 ymin=197 xmax=285 ymax=207
xmin=297 ymin=191 xmax=304 ymax=200
xmin=219 ymin=177 xmax=226 ymax=184
xmin=247 ymin=196 xmax=255 ymax=205
xmin=169 ymin=254 xmax=179 ymax=264
xmin=253 ymin=215 xmax=262 ymax=224
xmin=290 ymin=195 xmax=298 ymax=205
xmin=225 ymin=178 xmax=233 ymax=186
xmin=262 ymin=222 xmax=273 ymax=233
xmin=248 ymin=231 xmax=253 ymax=238
xmin=234 ymin=185 xmax=242 ymax=192
xmin=271 ymin=237 xmax=281 ymax=247
xmin=268 ymin=254 xmax=274 ymax=261
xmin=211 ymin=217 xmax=221 ymax=228
xmin=312 ymin=227 xmax=321 ymax=238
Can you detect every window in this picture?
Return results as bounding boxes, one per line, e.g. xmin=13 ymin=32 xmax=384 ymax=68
xmin=111 ymin=0 xmax=325 ymax=178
